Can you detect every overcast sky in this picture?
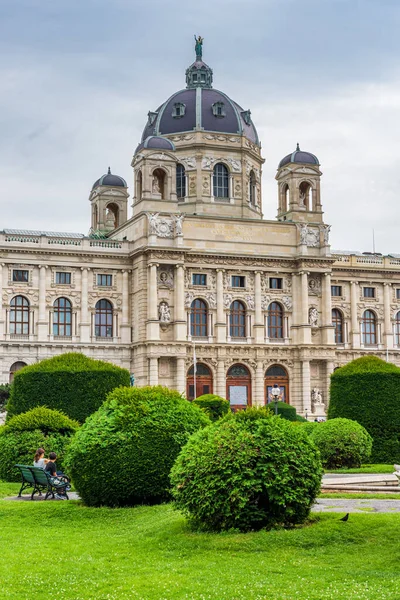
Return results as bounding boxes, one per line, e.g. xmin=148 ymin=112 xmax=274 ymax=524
xmin=1 ymin=0 xmax=400 ymax=254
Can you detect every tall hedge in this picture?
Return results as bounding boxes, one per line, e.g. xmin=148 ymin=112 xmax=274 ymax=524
xmin=328 ymin=356 xmax=400 ymax=462
xmin=6 ymin=353 xmax=130 ymax=423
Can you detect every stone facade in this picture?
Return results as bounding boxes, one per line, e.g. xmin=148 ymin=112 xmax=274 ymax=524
xmin=2 ymin=46 xmax=400 ymax=418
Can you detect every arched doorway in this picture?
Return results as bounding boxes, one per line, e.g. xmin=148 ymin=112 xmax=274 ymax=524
xmin=187 ymin=363 xmax=213 ymax=400
xmin=9 ymin=361 xmax=28 ymax=383
xmin=226 ymin=363 xmax=251 ymax=411
xmin=265 ymin=364 xmax=289 ymax=404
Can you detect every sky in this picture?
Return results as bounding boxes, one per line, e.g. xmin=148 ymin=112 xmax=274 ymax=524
xmin=1 ymin=0 xmax=400 ymax=254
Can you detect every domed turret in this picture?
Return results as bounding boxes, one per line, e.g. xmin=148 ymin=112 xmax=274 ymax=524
xmin=278 ymin=144 xmax=319 ymax=169
xmin=89 ymin=167 xmax=129 ymax=234
xmin=92 ymin=167 xmax=127 ymax=190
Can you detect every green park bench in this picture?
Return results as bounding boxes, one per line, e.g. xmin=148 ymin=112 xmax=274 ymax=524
xmin=15 ymin=465 xmax=70 ymax=501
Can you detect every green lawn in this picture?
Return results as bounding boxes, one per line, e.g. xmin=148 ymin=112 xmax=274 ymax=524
xmin=1 ymin=483 xmax=400 ymax=599
xmin=325 ymin=464 xmax=394 ymax=474
xmin=322 ymin=492 xmax=400 ymax=499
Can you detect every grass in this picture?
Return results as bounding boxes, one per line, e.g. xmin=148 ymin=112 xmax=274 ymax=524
xmin=1 ymin=484 xmax=400 ymax=599
xmin=322 ymin=492 xmax=400 ymax=499
xmin=325 ymin=464 xmax=394 ymax=474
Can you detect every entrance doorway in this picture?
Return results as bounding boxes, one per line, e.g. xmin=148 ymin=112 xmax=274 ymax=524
xmin=226 ymin=363 xmax=251 ymax=411
xmin=265 ymin=364 xmax=289 ymax=405
xmin=187 ymin=363 xmax=213 ymax=400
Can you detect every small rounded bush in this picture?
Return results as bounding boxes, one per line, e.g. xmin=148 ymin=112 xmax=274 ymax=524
xmin=310 ymin=418 xmax=373 ymax=469
xmin=192 ymin=394 xmax=230 ymax=421
xmin=0 ymin=407 xmax=79 ymax=481
xmin=64 ymin=386 xmax=210 ymax=507
xmin=171 ymin=407 xmax=323 ymax=532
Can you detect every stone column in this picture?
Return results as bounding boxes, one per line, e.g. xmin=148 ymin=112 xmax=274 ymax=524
xmin=37 ymin=265 xmax=48 ymax=341
xmin=216 ymin=359 xmax=226 ymax=398
xmin=350 ymin=281 xmax=360 ymax=348
xmin=322 ymin=272 xmax=335 ymax=344
xmin=300 ymin=271 xmax=311 ymax=344
xmin=147 ymin=263 xmax=160 ymax=340
xmin=383 ymin=283 xmax=393 ymax=350
xmin=255 ymin=361 xmax=265 ymax=406
xmin=80 ymin=267 xmax=91 ymax=343
xmin=149 ymin=357 xmax=159 ymax=385
xmin=325 ymin=360 xmax=335 ymax=411
xmin=176 ymin=357 xmax=186 ymax=394
xmin=254 ymin=271 xmax=264 ymax=343
xmin=174 ymin=265 xmax=186 ymax=341
xmin=215 ymin=269 xmax=226 ymax=343
xmin=120 ymin=270 xmax=131 ymax=343
xmin=302 ymin=359 xmax=311 ymax=416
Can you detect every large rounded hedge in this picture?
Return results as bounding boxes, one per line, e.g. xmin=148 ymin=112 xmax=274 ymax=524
xmin=170 ymin=407 xmax=323 ymax=532
xmin=329 ymin=356 xmax=400 ymax=462
xmin=7 ymin=352 xmax=130 ymax=423
xmin=64 ymin=386 xmax=210 ymax=507
xmin=309 ymin=418 xmax=372 ymax=469
xmin=0 ymin=407 xmax=79 ymax=481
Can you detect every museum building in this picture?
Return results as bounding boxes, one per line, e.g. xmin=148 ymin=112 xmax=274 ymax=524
xmin=2 ymin=41 xmax=400 ymax=418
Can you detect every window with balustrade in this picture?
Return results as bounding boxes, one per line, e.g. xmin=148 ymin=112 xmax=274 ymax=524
xmin=95 ymin=299 xmax=113 ymax=338
xmin=10 ymin=296 xmax=29 ymax=335
xmin=361 ymin=309 xmax=377 ymax=345
xmin=53 ymin=297 xmax=72 ymax=337
xmin=230 ymin=300 xmax=246 ymax=338
xmin=190 ymin=299 xmax=208 ymax=337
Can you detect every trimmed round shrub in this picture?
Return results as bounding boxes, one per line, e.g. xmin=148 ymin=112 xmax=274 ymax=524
xmin=64 ymin=386 xmax=210 ymax=507
xmin=192 ymin=394 xmax=229 ymax=421
xmin=310 ymin=418 xmax=372 ymax=469
xmin=0 ymin=407 xmax=79 ymax=481
xmin=6 ymin=352 xmax=130 ymax=423
xmin=329 ymin=356 xmax=400 ymax=462
xmin=171 ymin=407 xmax=323 ymax=532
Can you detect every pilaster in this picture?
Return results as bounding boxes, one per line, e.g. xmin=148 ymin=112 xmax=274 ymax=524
xmin=383 ymin=283 xmax=393 ymax=350
xmin=215 ymin=269 xmax=226 ymax=343
xmin=37 ymin=265 xmax=48 ymax=341
xmin=120 ymin=270 xmax=131 ymax=343
xmin=176 ymin=357 xmax=185 ymax=394
xmin=322 ymin=272 xmax=335 ymax=344
xmin=147 ymin=263 xmax=160 ymax=341
xmin=254 ymin=271 xmax=264 ymax=343
xmin=350 ymin=281 xmax=360 ymax=348
xmin=174 ymin=265 xmax=186 ymax=341
xmin=79 ymin=267 xmax=91 ymax=343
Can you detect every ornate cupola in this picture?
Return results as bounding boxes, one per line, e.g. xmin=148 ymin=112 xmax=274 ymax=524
xmin=89 ymin=167 xmax=129 ymax=234
xmin=185 ymin=36 xmax=213 ymax=89
xmin=275 ymin=143 xmax=323 ymax=224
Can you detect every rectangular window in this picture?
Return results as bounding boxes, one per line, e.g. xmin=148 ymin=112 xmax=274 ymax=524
xmin=331 ymin=285 xmax=342 ymax=297
xmin=396 ymin=289 xmax=400 ymax=300
xmin=231 ymin=276 xmax=245 ymax=288
xmin=97 ymin=274 xmax=112 ymax=287
xmin=192 ymin=273 xmax=207 ymax=286
xmin=363 ymin=287 xmax=375 ymax=298
xmin=269 ymin=278 xmax=282 ymax=290
xmin=55 ymin=272 xmax=71 ymax=285
xmin=12 ymin=270 xmax=28 ymax=283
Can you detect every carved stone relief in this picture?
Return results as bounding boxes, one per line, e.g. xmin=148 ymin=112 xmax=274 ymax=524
xmin=223 ymin=293 xmax=233 ymax=309
xmin=298 ymin=224 xmax=320 ymax=247
xmin=282 ymin=296 xmax=292 ymax=311
xmin=206 ymin=293 xmax=217 ymax=309
xmin=245 ymin=295 xmax=255 ymax=310
xmin=308 ymin=276 xmax=321 ymax=296
xmin=179 ymin=156 xmax=196 ymax=169
xmin=309 ymin=306 xmax=319 ymax=327
xmin=158 ymin=267 xmax=174 ymax=289
xmin=185 ymin=292 xmax=194 ymax=308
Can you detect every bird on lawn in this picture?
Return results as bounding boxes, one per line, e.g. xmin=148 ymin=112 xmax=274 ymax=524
xmin=340 ymin=513 xmax=349 ymax=522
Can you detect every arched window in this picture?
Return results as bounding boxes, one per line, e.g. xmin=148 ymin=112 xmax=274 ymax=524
xmin=267 ymin=302 xmax=284 ymax=339
xmin=361 ymin=310 xmax=377 ymax=345
xmin=105 ymin=203 xmax=119 ymax=229
xmin=95 ymin=299 xmax=113 ymax=338
xmin=9 ymin=361 xmax=27 ymax=383
xmin=227 ymin=363 xmax=251 ymax=409
xmin=53 ymin=297 xmax=72 ymax=337
xmin=187 ymin=363 xmax=213 ymax=399
xmin=249 ymin=171 xmax=256 ymax=206
xmin=299 ymin=181 xmax=312 ymax=210
xmin=136 ymin=170 xmax=143 ymax=201
xmin=332 ymin=308 xmax=343 ymax=344
xmin=152 ymin=168 xmax=166 ymax=199
xmin=213 ymin=163 xmax=229 ymax=199
xmin=282 ymin=183 xmax=289 ymax=212
xmin=190 ymin=299 xmax=208 ymax=337
xmin=229 ymin=300 xmax=246 ymax=338
xmin=395 ymin=311 xmax=400 ymax=346
xmin=10 ymin=296 xmax=29 ymax=335
xmin=265 ymin=364 xmax=289 ymax=404
xmin=176 ymin=164 xmax=186 ymax=199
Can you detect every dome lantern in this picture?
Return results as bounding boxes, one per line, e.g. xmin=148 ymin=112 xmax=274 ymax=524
xmin=185 ymin=35 xmax=213 ymax=89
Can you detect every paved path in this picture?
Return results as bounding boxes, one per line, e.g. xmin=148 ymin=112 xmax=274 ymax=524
xmin=4 ymin=492 xmax=80 ymax=501
xmin=313 ymin=497 xmax=400 ymax=513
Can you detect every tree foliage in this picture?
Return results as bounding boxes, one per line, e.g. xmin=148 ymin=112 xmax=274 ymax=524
xmin=6 ymin=353 xmax=130 ymax=423
xmin=309 ymin=418 xmax=372 ymax=469
xmin=171 ymin=408 xmax=322 ymax=532
xmin=192 ymin=394 xmax=230 ymax=421
xmin=328 ymin=356 xmax=400 ymax=462
xmin=64 ymin=386 xmax=210 ymax=507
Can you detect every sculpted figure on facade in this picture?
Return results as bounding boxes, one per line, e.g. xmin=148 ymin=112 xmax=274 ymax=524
xmin=311 ymin=388 xmax=324 ymax=406
xmin=207 ymin=293 xmax=217 ymax=309
xmin=147 ymin=212 xmax=159 ymax=235
xmin=185 ymin=291 xmax=194 ymax=308
xmin=282 ymin=296 xmax=292 ymax=311
xmin=173 ymin=214 xmax=184 ymax=236
xmin=298 ymin=224 xmax=320 ymax=247
xmin=309 ymin=307 xmax=319 ymax=327
xmin=159 ymin=301 xmax=171 ymax=323
xmin=224 ymin=293 xmax=233 ymax=309
xmin=245 ymin=295 xmax=255 ymax=310
xmin=152 ymin=175 xmax=161 ymax=195
xmin=202 ymin=156 xmax=214 ymax=170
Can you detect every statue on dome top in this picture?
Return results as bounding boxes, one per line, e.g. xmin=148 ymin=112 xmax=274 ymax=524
xmin=194 ymin=35 xmax=203 ymax=60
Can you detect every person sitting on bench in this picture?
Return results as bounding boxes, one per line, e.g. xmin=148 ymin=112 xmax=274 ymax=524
xmin=45 ymin=452 xmax=69 ymax=500
xmin=33 ymin=448 xmax=48 ymax=469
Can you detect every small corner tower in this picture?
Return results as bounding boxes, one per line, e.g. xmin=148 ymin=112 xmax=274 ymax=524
xmin=275 ymin=144 xmax=323 ymax=223
xmin=89 ymin=167 xmax=129 ymax=234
